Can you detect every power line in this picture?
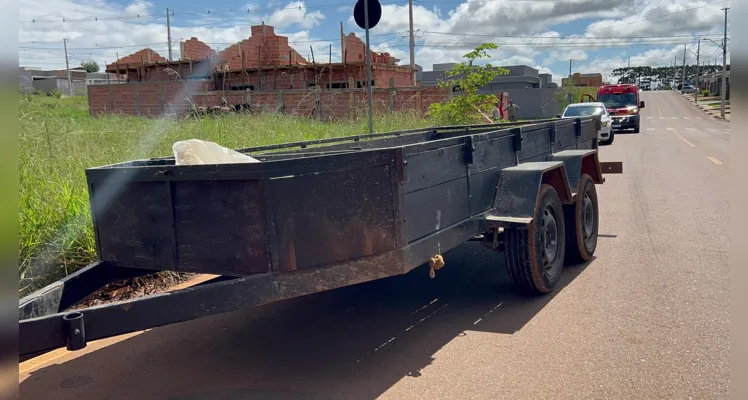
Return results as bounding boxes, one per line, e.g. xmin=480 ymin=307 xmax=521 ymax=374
xmin=397 ymin=40 xmax=706 ymax=49
xmin=19 ymin=42 xmax=169 ymax=51
xmin=19 ymin=1 xmax=409 ymax=24
xmin=20 ymin=14 xmax=164 ymax=23
xmin=625 ymin=0 xmax=730 ymax=25
xmin=172 ymin=1 xmax=409 ymax=16
xmin=420 ymin=31 xmax=727 ymax=40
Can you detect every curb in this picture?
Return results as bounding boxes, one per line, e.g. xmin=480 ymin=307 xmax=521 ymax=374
xmin=677 ymin=93 xmax=727 ymax=121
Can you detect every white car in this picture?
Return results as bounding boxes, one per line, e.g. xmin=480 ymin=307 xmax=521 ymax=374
xmin=558 ymin=102 xmax=614 ymax=145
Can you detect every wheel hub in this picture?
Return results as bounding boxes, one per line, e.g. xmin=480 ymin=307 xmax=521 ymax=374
xmin=582 ymin=193 xmax=596 ymax=249
xmin=541 ymin=207 xmax=558 ymax=269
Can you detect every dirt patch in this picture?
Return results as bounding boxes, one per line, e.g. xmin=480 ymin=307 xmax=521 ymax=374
xmin=69 ymin=271 xmax=196 ymax=311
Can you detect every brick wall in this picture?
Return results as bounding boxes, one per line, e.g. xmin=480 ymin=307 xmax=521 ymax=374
xmin=343 ymin=33 xmax=399 ymax=65
xmin=182 ymin=38 xmax=218 ymax=60
xmin=88 ymin=80 xmax=449 ymax=119
xmin=216 ymin=25 xmax=308 ymax=71
xmin=213 ymin=63 xmax=413 ymax=91
xmin=114 ymin=48 xmax=166 ymax=64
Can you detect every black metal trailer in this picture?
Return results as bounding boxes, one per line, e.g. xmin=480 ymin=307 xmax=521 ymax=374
xmin=19 ymin=118 xmax=622 ymax=359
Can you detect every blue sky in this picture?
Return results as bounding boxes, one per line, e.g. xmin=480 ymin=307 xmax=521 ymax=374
xmin=19 ymin=0 xmax=730 ymax=83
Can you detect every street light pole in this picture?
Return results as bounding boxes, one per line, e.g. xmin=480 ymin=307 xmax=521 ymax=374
xmin=680 ymin=44 xmax=687 ymax=90
xmin=694 ymin=39 xmax=701 ymax=103
xmin=720 ymin=7 xmax=729 ymax=119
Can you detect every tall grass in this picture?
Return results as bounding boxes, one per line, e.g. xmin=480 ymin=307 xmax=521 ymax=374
xmin=19 ymin=96 xmax=431 ymax=295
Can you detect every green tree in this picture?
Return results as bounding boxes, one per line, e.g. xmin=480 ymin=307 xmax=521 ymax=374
xmin=427 ymin=43 xmax=509 ymax=125
xmin=79 ymin=60 xmax=99 ymax=73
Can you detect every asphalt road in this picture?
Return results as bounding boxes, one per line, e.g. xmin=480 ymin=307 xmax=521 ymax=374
xmin=20 ymin=90 xmax=730 ymax=400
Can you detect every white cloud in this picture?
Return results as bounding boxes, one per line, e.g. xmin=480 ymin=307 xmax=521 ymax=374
xmin=585 ymin=0 xmax=728 ymax=37
xmin=267 ymin=1 xmax=325 ymax=29
xmin=124 ymin=0 xmax=153 ymax=15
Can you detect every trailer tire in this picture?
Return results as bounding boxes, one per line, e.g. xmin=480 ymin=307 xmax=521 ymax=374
xmin=564 ymin=174 xmax=599 ymax=265
xmin=504 ymin=184 xmax=566 ymax=295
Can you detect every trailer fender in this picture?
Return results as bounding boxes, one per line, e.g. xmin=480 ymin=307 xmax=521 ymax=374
xmin=548 ymin=149 xmax=603 ymax=196
xmin=485 ymin=161 xmax=573 ymax=228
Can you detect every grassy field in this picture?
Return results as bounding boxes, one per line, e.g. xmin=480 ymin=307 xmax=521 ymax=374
xmin=19 ymin=96 xmax=432 ymax=295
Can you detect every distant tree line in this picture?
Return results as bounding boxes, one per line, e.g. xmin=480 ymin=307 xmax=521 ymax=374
xmin=611 ymin=64 xmax=730 ymax=87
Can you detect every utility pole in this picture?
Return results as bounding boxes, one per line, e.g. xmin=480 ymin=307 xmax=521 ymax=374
xmin=364 ymin=0 xmax=373 ymax=133
xmin=680 ymin=44 xmax=687 ymax=90
xmin=720 ymin=7 xmax=729 ymax=119
xmin=694 ymin=39 xmax=701 ymax=102
xmin=408 ymin=0 xmax=415 ymax=86
xmin=166 ymin=8 xmax=173 ymax=61
xmin=672 ymin=55 xmax=676 ymax=88
xmin=627 ymin=56 xmax=630 ymax=68
xmin=567 ymin=59 xmax=573 ymax=103
xmin=63 ymin=38 xmax=73 ymax=97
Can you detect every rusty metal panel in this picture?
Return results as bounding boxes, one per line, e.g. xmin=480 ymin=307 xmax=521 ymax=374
xmin=403 ymin=216 xmax=486 ymax=272
xmin=94 ymin=181 xmax=174 ymax=270
xmin=403 ymin=144 xmax=467 ymax=194
xmin=471 ymin=135 xmax=516 ymax=172
xmin=173 ymin=180 xmax=269 ymax=276
xmin=552 ymin=121 xmax=578 ymax=151
xmin=270 ymin=163 xmax=399 ymax=272
xmin=469 ymin=166 xmax=506 ymax=215
xmin=404 ymin=178 xmax=470 ymax=242
xmin=517 ymin=126 xmax=554 ymax=162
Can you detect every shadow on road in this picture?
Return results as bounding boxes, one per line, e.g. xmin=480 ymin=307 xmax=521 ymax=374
xmin=20 ymin=242 xmax=595 ymax=400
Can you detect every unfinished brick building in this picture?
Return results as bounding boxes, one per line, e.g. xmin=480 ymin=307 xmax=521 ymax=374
xmin=93 ymin=23 xmax=435 ymax=118
xmin=105 ymin=23 xmax=412 ymax=90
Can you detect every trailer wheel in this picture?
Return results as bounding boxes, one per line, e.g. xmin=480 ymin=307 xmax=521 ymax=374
xmin=504 ymin=184 xmax=566 ymax=294
xmin=564 ymin=174 xmax=599 ymax=265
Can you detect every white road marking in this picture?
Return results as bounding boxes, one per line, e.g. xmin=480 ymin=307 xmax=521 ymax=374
xmin=671 ymin=117 xmax=678 ymax=119
xmin=708 ymin=156 xmax=723 ymax=165
xmin=687 ymin=128 xmax=697 ymax=131
xmin=647 ymin=127 xmax=655 ymax=131
xmin=673 ymin=132 xmax=696 ymax=147
xmin=666 ymin=128 xmax=675 ymax=131
xmin=659 ymin=117 xmax=666 ymax=120
xmin=683 ymin=117 xmax=690 ymax=120
xmin=707 ymin=128 xmax=719 ymax=132
xmin=646 ymin=116 xmax=653 ymax=120
xmin=657 ymin=105 xmax=663 ymax=117
xmin=696 ymin=117 xmax=703 ymax=120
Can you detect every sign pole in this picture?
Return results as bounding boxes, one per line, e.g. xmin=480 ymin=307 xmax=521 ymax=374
xmin=364 ymin=0 xmax=374 ymax=134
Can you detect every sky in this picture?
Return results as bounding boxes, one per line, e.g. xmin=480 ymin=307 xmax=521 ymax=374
xmin=19 ymin=0 xmax=731 ymax=84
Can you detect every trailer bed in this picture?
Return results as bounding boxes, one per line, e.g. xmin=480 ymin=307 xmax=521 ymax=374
xmin=19 ymin=118 xmax=619 ymax=359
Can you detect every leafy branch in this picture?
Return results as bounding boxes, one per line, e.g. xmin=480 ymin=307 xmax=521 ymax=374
xmin=427 ymin=43 xmax=509 ymax=125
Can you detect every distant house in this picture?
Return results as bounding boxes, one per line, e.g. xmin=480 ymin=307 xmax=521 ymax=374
xmin=419 ymin=63 xmax=558 ymax=90
xmin=19 ymin=66 xmax=124 ymax=96
xmin=562 ymin=73 xmax=603 ymax=87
